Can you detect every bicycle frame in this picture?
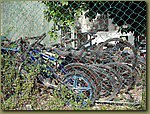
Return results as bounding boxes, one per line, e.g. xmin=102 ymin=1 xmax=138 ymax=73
xmin=30 ymin=49 xmax=67 ymax=74
xmin=2 ymin=47 xmax=67 ymax=75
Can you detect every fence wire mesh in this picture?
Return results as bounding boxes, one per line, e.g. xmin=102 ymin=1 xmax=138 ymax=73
xmin=1 ymin=1 xmax=146 ymax=110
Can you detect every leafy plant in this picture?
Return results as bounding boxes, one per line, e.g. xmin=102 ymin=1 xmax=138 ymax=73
xmin=42 ymin=1 xmax=146 ymax=45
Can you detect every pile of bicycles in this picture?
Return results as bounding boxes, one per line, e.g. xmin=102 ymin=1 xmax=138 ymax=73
xmin=1 ymin=33 xmax=146 ymax=106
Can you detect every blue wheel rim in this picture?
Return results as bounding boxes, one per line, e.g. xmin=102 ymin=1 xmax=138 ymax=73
xmin=64 ymin=75 xmax=93 ymax=106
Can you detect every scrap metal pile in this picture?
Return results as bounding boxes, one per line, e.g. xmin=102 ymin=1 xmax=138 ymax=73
xmin=1 ymin=33 xmax=146 ymax=106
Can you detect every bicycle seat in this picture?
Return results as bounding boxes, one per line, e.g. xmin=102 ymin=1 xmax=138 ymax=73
xmin=53 ymin=48 xmax=70 ymax=57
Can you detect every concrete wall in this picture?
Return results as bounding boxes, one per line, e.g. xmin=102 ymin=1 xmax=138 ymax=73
xmin=1 ymin=1 xmax=54 ymax=46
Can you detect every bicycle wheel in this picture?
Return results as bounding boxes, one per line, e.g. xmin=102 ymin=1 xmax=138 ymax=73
xmin=89 ymin=64 xmax=122 ymax=101
xmin=63 ymin=71 xmax=97 ymax=106
xmin=64 ymin=63 xmax=101 ymax=99
xmin=89 ymin=38 xmax=137 ymax=69
xmin=105 ymin=62 xmax=134 ymax=90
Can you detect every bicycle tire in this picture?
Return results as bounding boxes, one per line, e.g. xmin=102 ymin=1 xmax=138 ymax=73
xmin=63 ymin=70 xmax=97 ymax=106
xmin=90 ymin=38 xmax=137 ymax=70
xmin=104 ymin=62 xmax=134 ymax=90
xmin=64 ymin=63 xmax=101 ymax=99
xmin=89 ymin=64 xmax=122 ymax=101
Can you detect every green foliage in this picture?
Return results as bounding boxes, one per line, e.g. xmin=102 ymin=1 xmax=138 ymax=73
xmin=1 ymin=54 xmax=92 ymax=110
xmin=44 ymin=86 xmax=92 ymax=110
xmin=42 ymin=1 xmax=146 ymax=38
xmin=42 ymin=1 xmax=84 ymax=27
xmin=1 ymin=54 xmax=39 ymax=110
xmin=42 ymin=1 xmax=86 ymax=40
xmin=48 ymin=30 xmax=58 ymax=41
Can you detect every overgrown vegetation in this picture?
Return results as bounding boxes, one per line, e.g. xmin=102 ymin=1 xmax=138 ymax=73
xmin=42 ymin=1 xmax=146 ymax=38
xmin=1 ymin=54 xmax=146 ymax=110
xmin=1 ymin=54 xmax=91 ymax=110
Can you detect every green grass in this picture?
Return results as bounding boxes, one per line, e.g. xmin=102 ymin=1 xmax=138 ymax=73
xmin=1 ymin=55 xmax=146 ymax=110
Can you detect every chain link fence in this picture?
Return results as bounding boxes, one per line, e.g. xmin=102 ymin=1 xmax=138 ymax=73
xmin=1 ymin=1 xmax=146 ymax=110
